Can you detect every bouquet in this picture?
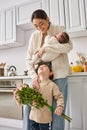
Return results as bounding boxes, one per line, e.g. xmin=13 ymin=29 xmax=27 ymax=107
xmin=15 ymin=83 xmax=72 ymax=123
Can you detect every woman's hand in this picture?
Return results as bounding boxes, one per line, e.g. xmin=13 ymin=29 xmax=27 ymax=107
xmin=54 ymin=106 xmax=63 ymax=116
xmin=32 ymin=76 xmax=40 ymax=90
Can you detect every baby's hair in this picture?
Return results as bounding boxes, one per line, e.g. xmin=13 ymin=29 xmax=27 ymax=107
xmin=60 ymin=32 xmax=69 ymax=43
xmin=35 ymin=61 xmax=54 ymax=80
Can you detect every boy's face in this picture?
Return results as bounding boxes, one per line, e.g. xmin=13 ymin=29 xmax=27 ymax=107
xmin=37 ymin=64 xmax=52 ymax=78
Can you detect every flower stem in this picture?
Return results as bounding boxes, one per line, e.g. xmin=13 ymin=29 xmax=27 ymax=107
xmin=48 ymin=105 xmax=72 ymax=123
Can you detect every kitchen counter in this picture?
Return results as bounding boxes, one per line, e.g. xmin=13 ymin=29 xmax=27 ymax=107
xmin=0 ymin=72 xmax=87 ymax=79
xmin=0 ymin=75 xmax=31 ymax=80
xmin=69 ymin=72 xmax=87 ymax=77
xmin=0 ymin=75 xmax=31 ymax=130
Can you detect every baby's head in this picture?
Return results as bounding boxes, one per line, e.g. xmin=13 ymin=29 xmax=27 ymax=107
xmin=55 ymin=32 xmax=69 ymax=43
xmin=36 ymin=61 xmax=54 ymax=80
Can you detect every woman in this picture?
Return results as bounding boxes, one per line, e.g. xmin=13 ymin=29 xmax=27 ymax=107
xmin=26 ymin=9 xmax=73 ymax=130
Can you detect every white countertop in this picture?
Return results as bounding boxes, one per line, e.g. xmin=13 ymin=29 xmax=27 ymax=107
xmin=0 ymin=72 xmax=87 ymax=80
xmin=0 ymin=75 xmax=31 ymax=80
xmin=69 ymin=72 xmax=87 ymax=77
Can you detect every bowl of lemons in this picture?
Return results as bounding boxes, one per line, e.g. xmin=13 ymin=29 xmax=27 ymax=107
xmin=70 ymin=65 xmax=83 ymax=72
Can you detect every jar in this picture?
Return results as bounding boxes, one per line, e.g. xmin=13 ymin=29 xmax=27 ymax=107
xmin=0 ymin=68 xmax=4 ymax=76
xmin=83 ymin=62 xmax=87 ymax=72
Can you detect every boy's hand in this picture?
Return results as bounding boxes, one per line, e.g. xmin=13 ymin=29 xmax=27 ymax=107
xmin=54 ymin=106 xmax=63 ymax=116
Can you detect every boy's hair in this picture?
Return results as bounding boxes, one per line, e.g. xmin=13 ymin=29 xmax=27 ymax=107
xmin=35 ymin=61 xmax=54 ymax=80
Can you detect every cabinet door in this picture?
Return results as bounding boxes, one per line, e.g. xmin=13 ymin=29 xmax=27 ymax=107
xmin=64 ymin=0 xmax=86 ymax=32
xmin=84 ymin=0 xmax=87 ymax=28
xmin=49 ymin=0 xmax=65 ymax=26
xmin=16 ymin=1 xmax=42 ymax=29
xmin=82 ymin=78 xmax=87 ymax=130
xmin=0 ymin=12 xmax=4 ymax=44
xmin=42 ymin=0 xmax=50 ymax=17
xmin=4 ymin=7 xmax=16 ymax=43
xmin=68 ymin=77 xmax=83 ymax=130
xmin=0 ymin=11 xmax=10 ymax=49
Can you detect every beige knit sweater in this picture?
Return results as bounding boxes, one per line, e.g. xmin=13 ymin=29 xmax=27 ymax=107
xmin=26 ymin=23 xmax=73 ymax=79
xmin=29 ymin=79 xmax=64 ymax=123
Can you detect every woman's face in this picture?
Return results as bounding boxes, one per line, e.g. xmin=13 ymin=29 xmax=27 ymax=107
xmin=32 ymin=18 xmax=49 ymax=34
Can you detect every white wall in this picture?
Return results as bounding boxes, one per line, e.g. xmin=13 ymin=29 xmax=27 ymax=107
xmin=0 ymin=29 xmax=34 ymax=75
xmin=68 ymin=36 xmax=87 ymax=64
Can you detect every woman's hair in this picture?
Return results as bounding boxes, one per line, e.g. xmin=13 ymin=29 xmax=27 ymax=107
xmin=31 ymin=9 xmax=48 ymax=22
xmin=35 ymin=61 xmax=54 ymax=80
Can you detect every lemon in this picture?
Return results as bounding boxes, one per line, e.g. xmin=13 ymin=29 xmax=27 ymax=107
xmin=72 ymin=65 xmax=83 ymax=72
xmin=71 ymin=65 xmax=83 ymax=72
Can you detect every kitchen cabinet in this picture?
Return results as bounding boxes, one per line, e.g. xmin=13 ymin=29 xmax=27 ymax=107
xmin=0 ymin=76 xmax=31 ymax=130
xmin=0 ymin=7 xmax=25 ymax=50
xmin=42 ymin=0 xmax=65 ymax=26
xmin=0 ymin=11 xmax=4 ymax=46
xmin=16 ymin=0 xmax=65 ymax=30
xmin=64 ymin=0 xmax=87 ymax=37
xmin=49 ymin=0 xmax=65 ymax=26
xmin=67 ymin=76 xmax=87 ymax=130
xmin=43 ymin=0 xmax=87 ymax=38
xmin=16 ymin=0 xmax=42 ymax=30
xmin=85 ymin=0 xmax=87 ymax=23
xmin=41 ymin=0 xmax=50 ymax=17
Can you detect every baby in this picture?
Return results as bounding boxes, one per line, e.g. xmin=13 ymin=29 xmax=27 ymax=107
xmin=30 ymin=32 xmax=70 ymax=65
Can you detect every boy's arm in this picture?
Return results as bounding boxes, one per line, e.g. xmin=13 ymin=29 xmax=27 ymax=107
xmin=52 ymin=83 xmax=64 ymax=112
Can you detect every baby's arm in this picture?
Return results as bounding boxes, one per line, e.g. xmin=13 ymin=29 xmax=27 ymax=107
xmin=36 ymin=47 xmax=45 ymax=58
xmin=39 ymin=35 xmax=60 ymax=61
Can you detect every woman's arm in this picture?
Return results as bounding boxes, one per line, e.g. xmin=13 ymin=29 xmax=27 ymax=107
xmin=26 ymin=32 xmax=40 ymax=79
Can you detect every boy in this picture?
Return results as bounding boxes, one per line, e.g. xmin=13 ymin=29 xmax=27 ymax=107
xmin=29 ymin=61 xmax=64 ymax=130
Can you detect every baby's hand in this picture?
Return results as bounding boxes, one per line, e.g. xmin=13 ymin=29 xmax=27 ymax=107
xmin=37 ymin=47 xmax=45 ymax=58
xmin=54 ymin=106 xmax=63 ymax=116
